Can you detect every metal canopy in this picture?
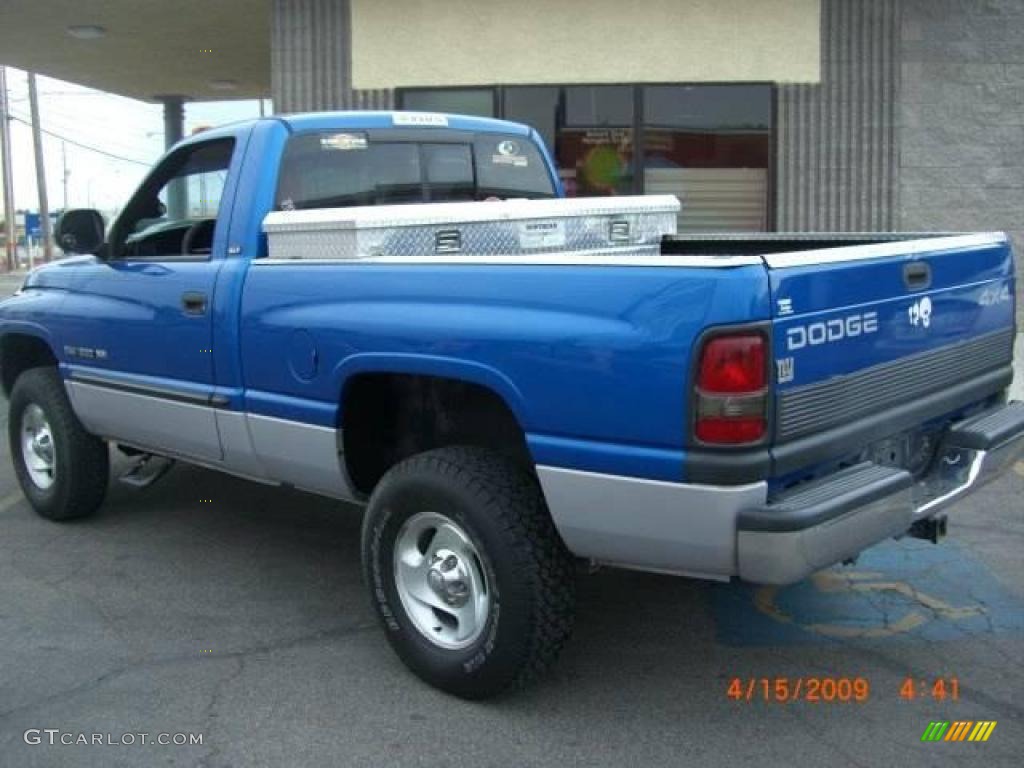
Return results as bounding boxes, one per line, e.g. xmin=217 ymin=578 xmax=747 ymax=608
xmin=0 ymin=0 xmax=270 ymax=102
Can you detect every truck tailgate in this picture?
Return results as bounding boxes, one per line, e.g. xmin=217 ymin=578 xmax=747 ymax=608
xmin=765 ymin=233 xmax=1016 ymax=477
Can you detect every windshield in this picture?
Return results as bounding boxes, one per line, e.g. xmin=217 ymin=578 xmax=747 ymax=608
xmin=276 ymin=130 xmax=556 ymax=210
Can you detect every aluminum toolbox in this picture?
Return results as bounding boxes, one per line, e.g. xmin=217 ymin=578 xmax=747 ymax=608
xmin=263 ymin=195 xmax=680 ymax=261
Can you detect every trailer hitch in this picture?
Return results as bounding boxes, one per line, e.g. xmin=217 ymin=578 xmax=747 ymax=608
xmin=907 ymin=514 xmax=947 ymax=544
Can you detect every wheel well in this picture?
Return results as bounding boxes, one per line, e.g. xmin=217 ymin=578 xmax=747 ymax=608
xmin=0 ymin=334 xmax=58 ymax=396
xmin=341 ymin=373 xmax=532 ymax=494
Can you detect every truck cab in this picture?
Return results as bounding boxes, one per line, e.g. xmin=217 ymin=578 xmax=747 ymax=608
xmin=7 ymin=113 xmax=560 ymax=467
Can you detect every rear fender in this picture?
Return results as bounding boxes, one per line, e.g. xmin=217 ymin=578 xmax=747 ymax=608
xmin=333 ymin=353 xmax=527 ymax=426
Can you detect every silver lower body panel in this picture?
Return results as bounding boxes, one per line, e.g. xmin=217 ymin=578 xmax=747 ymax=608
xmin=536 ymin=465 xmax=766 ymax=580
xmin=540 ymin=401 xmax=1024 ymax=585
xmin=65 ymin=379 xmax=356 ymax=501
xmin=246 ymin=413 xmax=353 ymax=499
xmin=67 ymin=381 xmax=224 ymax=462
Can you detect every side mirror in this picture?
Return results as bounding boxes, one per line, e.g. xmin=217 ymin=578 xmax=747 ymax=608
xmin=55 ymin=209 xmax=105 ymax=255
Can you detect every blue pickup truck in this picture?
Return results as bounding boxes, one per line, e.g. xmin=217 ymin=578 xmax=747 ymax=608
xmin=1 ymin=111 xmax=1022 ymax=698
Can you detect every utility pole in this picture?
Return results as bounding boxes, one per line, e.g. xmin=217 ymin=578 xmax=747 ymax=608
xmin=0 ymin=66 xmax=17 ymax=271
xmin=27 ymin=73 xmax=53 ymax=262
xmin=62 ymin=141 xmax=69 ymax=209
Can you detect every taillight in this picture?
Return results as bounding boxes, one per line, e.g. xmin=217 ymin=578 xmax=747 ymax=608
xmin=694 ymin=333 xmax=768 ymax=445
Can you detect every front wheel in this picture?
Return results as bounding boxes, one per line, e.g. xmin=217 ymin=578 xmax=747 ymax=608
xmin=8 ymin=367 xmax=109 ymax=520
xmin=361 ymin=446 xmax=575 ymax=699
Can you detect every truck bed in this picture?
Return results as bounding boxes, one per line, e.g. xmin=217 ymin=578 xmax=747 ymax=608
xmin=662 ymin=231 xmax=996 ymax=255
xmin=258 ymin=198 xmax=1015 ymax=495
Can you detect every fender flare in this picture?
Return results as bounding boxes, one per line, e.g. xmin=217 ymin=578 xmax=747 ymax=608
xmin=332 ymin=352 xmax=529 ymax=426
xmin=0 ymin=320 xmax=57 ymax=352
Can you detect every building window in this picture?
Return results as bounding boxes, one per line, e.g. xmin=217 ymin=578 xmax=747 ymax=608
xmin=400 ymin=88 xmax=496 ymax=118
xmin=559 ymin=86 xmax=636 ymax=197
xmin=642 ymin=85 xmax=771 ymax=231
xmin=501 ymin=87 xmax=558 ymax=162
xmin=398 ymin=83 xmax=774 ymax=231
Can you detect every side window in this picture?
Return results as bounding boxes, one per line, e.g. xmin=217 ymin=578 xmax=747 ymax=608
xmin=112 ymin=139 xmax=235 ymax=260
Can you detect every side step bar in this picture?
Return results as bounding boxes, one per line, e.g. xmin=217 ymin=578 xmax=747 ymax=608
xmin=946 ymin=400 xmax=1024 ymax=451
xmin=118 ymin=454 xmax=176 ymax=489
xmin=914 ymin=400 xmax=1024 ymax=517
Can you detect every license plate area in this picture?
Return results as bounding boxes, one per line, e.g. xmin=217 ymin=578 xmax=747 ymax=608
xmin=862 ymin=428 xmax=942 ymax=478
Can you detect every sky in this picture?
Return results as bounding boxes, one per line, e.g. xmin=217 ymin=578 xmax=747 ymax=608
xmin=1 ymin=67 xmax=265 ymax=217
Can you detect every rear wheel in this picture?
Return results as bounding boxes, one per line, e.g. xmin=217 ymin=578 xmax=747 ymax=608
xmin=361 ymin=446 xmax=575 ymax=699
xmin=8 ymin=367 xmax=109 ymax=520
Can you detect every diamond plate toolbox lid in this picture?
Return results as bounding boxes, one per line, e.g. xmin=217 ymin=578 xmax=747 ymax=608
xmin=262 ymin=195 xmax=680 ymax=261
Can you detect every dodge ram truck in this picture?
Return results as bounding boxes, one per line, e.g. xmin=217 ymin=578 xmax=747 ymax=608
xmin=1 ymin=111 xmax=1022 ymax=699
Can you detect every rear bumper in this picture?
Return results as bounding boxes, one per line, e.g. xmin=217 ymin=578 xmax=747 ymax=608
xmin=737 ymin=401 xmax=1024 ymax=584
xmin=538 ymin=401 xmax=1024 ymax=585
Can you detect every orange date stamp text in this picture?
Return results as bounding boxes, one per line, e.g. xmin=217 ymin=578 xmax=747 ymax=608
xmin=726 ymin=676 xmax=871 ymax=703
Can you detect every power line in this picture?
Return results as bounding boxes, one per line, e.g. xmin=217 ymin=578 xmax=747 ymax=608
xmin=8 ymin=101 xmax=162 ymax=158
xmin=8 ymin=109 xmax=156 ymax=164
xmin=16 ymin=106 xmax=161 ymax=157
xmin=5 ymin=112 xmax=153 ymax=166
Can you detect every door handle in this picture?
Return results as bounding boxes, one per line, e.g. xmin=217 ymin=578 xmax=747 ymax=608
xmin=181 ymin=292 xmax=208 ymax=315
xmin=903 ymin=262 xmax=931 ymax=291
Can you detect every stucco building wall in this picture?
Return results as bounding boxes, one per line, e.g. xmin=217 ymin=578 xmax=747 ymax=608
xmin=350 ymin=0 xmax=821 ymax=88
xmin=898 ymin=0 xmax=1024 ymax=318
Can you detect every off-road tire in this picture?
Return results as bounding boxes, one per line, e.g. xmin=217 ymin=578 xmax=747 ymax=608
xmin=361 ymin=446 xmax=575 ymax=699
xmin=8 ymin=367 xmax=109 ymax=520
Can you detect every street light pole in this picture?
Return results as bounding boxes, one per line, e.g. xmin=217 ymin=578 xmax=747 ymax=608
xmin=0 ymin=66 xmax=17 ymax=271
xmin=27 ymin=73 xmax=53 ymax=262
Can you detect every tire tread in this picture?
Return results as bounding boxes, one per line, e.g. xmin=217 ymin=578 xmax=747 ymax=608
xmin=9 ymin=367 xmax=108 ymax=520
xmin=366 ymin=446 xmax=575 ymax=695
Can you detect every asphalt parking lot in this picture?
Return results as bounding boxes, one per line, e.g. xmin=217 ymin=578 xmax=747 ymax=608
xmin=0 ymin=278 xmax=1021 ymax=767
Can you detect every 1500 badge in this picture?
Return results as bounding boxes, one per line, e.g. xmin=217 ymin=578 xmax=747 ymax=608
xmin=64 ymin=345 xmax=108 ymax=360
xmin=785 ymin=311 xmax=879 ymax=351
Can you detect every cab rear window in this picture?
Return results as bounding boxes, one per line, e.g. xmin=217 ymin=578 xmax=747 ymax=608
xmin=275 ymin=131 xmax=555 ymax=210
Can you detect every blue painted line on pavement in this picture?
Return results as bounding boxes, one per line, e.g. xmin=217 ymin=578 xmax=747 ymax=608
xmin=712 ymin=538 xmax=1024 ymax=646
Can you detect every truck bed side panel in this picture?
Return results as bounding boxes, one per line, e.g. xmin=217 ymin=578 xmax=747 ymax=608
xmin=239 ymin=262 xmax=770 ymax=481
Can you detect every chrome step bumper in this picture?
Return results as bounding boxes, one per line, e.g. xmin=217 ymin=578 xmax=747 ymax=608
xmin=737 ymin=401 xmax=1024 ymax=585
